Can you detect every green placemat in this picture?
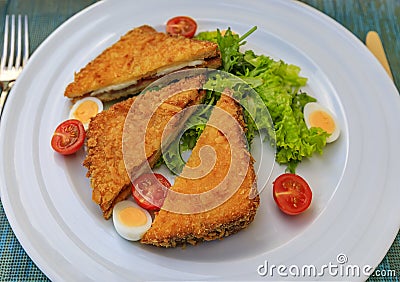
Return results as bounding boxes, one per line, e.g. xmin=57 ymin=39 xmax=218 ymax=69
xmin=1 ymin=0 xmax=399 ymax=281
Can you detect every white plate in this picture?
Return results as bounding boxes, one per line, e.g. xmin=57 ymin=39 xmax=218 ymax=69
xmin=1 ymin=0 xmax=400 ymax=281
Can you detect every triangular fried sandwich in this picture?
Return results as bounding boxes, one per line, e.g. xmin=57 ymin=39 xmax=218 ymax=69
xmin=83 ymin=76 xmax=206 ymax=219
xmin=65 ymin=25 xmax=221 ymax=101
xmin=141 ymin=94 xmax=260 ymax=247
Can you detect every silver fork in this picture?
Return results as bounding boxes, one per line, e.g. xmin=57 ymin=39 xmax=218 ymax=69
xmin=0 ymin=15 xmax=29 ymax=117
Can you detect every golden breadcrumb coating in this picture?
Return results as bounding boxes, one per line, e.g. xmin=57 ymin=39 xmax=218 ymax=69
xmin=64 ymin=25 xmax=221 ymax=100
xmin=141 ymin=95 xmax=260 ymax=247
xmin=83 ymin=77 xmax=206 ymax=219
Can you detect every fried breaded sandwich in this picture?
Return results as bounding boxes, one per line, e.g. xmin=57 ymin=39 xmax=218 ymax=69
xmin=64 ymin=25 xmax=221 ymax=101
xmin=141 ymin=94 xmax=260 ymax=247
xmin=83 ymin=76 xmax=206 ymax=219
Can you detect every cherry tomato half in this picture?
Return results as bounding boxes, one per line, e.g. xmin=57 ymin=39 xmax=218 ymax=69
xmin=273 ymin=173 xmax=312 ymax=215
xmin=166 ymin=16 xmax=197 ymax=38
xmin=51 ymin=119 xmax=86 ymax=155
xmin=132 ymin=173 xmax=171 ymax=211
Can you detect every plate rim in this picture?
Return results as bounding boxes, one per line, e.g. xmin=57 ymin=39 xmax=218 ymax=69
xmin=1 ymin=0 xmax=400 ymax=280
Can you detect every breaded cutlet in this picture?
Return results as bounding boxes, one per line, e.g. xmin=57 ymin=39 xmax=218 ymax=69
xmin=83 ymin=76 xmax=206 ymax=219
xmin=141 ymin=94 xmax=260 ymax=247
xmin=64 ymin=25 xmax=221 ymax=101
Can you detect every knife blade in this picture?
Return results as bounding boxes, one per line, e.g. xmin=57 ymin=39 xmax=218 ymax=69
xmin=366 ymin=31 xmax=394 ymax=81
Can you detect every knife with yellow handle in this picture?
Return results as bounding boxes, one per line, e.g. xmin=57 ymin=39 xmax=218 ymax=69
xmin=366 ymin=31 xmax=394 ymax=81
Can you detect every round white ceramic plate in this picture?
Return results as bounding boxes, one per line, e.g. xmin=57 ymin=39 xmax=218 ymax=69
xmin=1 ymin=0 xmax=399 ymax=281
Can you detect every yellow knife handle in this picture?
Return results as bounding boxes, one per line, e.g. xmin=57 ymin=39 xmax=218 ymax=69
xmin=366 ymin=31 xmax=394 ymax=81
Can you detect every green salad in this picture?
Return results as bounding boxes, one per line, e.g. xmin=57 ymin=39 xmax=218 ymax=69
xmin=158 ymin=27 xmax=329 ymax=173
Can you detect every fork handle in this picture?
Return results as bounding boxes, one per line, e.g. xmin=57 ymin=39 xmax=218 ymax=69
xmin=0 ymin=81 xmax=15 ymax=118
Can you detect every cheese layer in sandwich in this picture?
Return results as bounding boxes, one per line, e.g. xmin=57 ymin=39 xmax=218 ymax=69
xmin=83 ymin=76 xmax=206 ymax=219
xmin=64 ymin=25 xmax=221 ymax=101
xmin=141 ymin=94 xmax=260 ymax=247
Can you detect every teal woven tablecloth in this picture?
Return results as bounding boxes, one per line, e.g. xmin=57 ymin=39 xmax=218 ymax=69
xmin=0 ymin=0 xmax=399 ymax=281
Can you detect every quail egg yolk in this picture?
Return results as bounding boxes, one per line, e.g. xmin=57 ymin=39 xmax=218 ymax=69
xmin=309 ymin=110 xmax=336 ymax=134
xmin=118 ymin=207 xmax=147 ymax=227
xmin=73 ymin=101 xmax=99 ymax=124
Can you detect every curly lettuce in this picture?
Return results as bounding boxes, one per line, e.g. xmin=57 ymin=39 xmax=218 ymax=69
xmin=157 ymin=27 xmax=329 ymax=174
xmin=196 ymin=27 xmax=329 ymax=173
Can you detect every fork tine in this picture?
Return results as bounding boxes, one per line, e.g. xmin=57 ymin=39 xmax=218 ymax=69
xmin=0 ymin=15 xmax=9 ymax=71
xmin=23 ymin=15 xmax=29 ymax=66
xmin=7 ymin=15 xmax=15 ymax=70
xmin=15 ymin=15 xmax=22 ymax=69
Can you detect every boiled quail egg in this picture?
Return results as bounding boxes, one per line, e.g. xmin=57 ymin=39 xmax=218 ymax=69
xmin=69 ymin=97 xmax=103 ymax=130
xmin=303 ymin=102 xmax=340 ymax=143
xmin=112 ymin=200 xmax=152 ymax=241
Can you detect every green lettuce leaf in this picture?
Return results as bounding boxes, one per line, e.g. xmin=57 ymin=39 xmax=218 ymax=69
xmin=162 ymin=26 xmax=329 ymax=174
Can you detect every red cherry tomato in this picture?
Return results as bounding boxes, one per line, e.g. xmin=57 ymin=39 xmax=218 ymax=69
xmin=51 ymin=119 xmax=86 ymax=155
xmin=132 ymin=173 xmax=171 ymax=211
xmin=166 ymin=16 xmax=197 ymax=38
xmin=273 ymin=173 xmax=312 ymax=215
